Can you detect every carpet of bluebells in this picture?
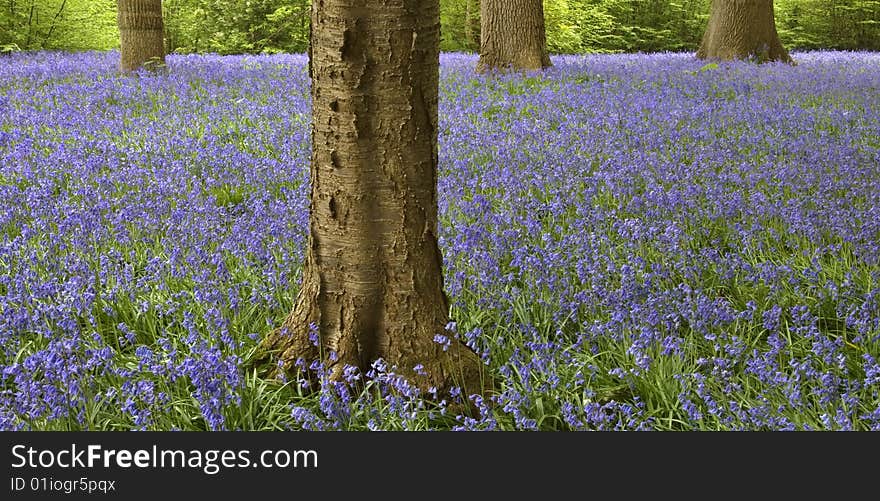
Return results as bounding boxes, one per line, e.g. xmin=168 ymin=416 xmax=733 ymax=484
xmin=1 ymin=50 xmax=879 ymax=431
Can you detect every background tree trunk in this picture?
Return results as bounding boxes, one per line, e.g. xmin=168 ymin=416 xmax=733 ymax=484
xmin=464 ymin=0 xmax=474 ymax=51
xmin=259 ymin=0 xmax=486 ymax=398
xmin=117 ymin=0 xmax=165 ymax=72
xmin=477 ymin=0 xmax=551 ymax=72
xmin=697 ymin=0 xmax=792 ymax=63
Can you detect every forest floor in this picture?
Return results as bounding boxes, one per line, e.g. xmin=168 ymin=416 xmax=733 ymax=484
xmin=1 ymin=50 xmax=878 ymax=430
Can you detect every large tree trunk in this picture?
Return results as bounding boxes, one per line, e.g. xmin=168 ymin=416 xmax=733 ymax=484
xmin=259 ymin=0 xmax=486 ymax=398
xmin=477 ymin=0 xmax=551 ymax=72
xmin=697 ymin=0 xmax=792 ymax=63
xmin=117 ymin=0 xmax=165 ymax=72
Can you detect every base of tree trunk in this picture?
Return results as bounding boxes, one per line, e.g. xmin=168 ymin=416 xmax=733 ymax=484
xmin=476 ymin=54 xmax=551 ymax=74
xmin=697 ymin=0 xmax=793 ymax=64
xmin=477 ymin=0 xmax=552 ymax=73
xmin=117 ymin=0 xmax=166 ymax=73
xmin=697 ymin=41 xmax=793 ymax=64
xmin=251 ymin=306 xmax=493 ymax=415
xmin=118 ymin=57 xmax=168 ymax=75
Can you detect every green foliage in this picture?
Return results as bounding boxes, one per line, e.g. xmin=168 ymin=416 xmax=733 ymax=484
xmin=440 ymin=0 xmax=480 ymax=52
xmin=0 ymin=0 xmax=118 ymax=51
xmin=540 ymin=0 xmax=711 ymax=53
xmin=684 ymin=61 xmax=720 ymax=76
xmin=440 ymin=0 xmax=880 ymax=54
xmin=163 ymin=0 xmax=310 ymax=55
xmin=1 ymin=0 xmax=878 ymax=55
xmin=775 ymin=0 xmax=880 ymax=51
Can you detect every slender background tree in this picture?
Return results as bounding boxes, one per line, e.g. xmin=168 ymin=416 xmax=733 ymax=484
xmin=257 ymin=0 xmax=486 ymax=397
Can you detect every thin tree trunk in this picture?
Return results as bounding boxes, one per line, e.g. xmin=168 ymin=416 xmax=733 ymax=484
xmin=477 ymin=0 xmax=551 ymax=72
xmin=697 ymin=0 xmax=792 ymax=63
xmin=164 ymin=2 xmax=174 ymax=54
xmin=258 ymin=0 xmax=486 ymax=399
xmin=464 ymin=0 xmax=473 ymax=51
xmin=117 ymin=0 xmax=165 ymax=72
xmin=42 ymin=0 xmax=66 ymax=47
xmin=24 ymin=0 xmax=34 ymax=49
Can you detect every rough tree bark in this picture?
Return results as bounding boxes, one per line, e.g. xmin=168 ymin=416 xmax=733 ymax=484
xmin=258 ymin=0 xmax=486 ymax=398
xmin=117 ymin=0 xmax=165 ymax=72
xmin=697 ymin=0 xmax=792 ymax=63
xmin=477 ymin=0 xmax=551 ymax=72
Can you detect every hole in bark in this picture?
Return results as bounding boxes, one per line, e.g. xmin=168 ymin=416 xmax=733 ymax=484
xmin=329 ymin=100 xmax=339 ymax=112
xmin=328 ymin=196 xmax=337 ymax=219
xmin=341 ymin=28 xmax=356 ymax=61
xmin=353 ymin=112 xmax=371 ymax=140
xmin=330 ymin=150 xmax=341 ymax=169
